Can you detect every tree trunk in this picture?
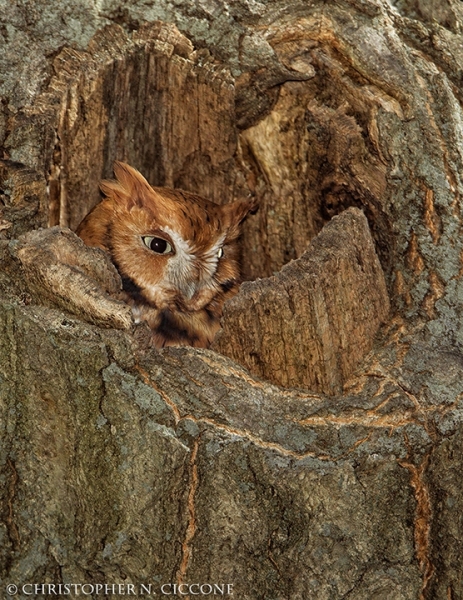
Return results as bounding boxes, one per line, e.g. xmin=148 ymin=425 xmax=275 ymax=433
xmin=2 ymin=1 xmax=463 ymax=598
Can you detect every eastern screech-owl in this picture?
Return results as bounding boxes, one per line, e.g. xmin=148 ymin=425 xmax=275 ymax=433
xmin=77 ymin=162 xmax=258 ymax=348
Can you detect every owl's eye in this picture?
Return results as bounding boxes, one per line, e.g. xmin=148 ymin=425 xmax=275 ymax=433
xmin=142 ymin=236 xmax=173 ymax=254
xmin=217 ymin=247 xmax=224 ymax=259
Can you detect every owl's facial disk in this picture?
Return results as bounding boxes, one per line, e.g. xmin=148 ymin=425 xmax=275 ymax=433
xmin=76 ymin=161 xmax=258 ymax=347
xmin=138 ymin=225 xmax=226 ymax=310
xmin=82 ymin=162 xmax=257 ymax=313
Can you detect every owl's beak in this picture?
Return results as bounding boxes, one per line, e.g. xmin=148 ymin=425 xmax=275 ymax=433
xmin=181 ymin=284 xmax=217 ymax=312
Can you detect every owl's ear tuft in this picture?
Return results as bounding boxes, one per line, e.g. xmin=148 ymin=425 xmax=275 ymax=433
xmin=225 ymin=196 xmax=259 ymax=228
xmin=100 ymin=162 xmax=154 ymax=210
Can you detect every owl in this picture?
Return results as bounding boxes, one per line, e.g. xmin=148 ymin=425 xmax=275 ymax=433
xmin=76 ymin=162 xmax=258 ymax=348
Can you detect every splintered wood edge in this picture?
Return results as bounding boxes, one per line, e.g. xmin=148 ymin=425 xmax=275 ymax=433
xmin=4 ymin=23 xmax=390 ymax=396
xmin=212 ymin=207 xmax=390 ymax=395
xmin=12 ymin=227 xmax=133 ymax=330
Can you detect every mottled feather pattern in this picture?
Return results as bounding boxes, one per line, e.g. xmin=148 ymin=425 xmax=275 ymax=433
xmin=76 ymin=162 xmax=258 ymax=348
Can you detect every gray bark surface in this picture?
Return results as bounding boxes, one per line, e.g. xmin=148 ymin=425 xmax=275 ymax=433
xmin=1 ymin=1 xmax=463 ymax=599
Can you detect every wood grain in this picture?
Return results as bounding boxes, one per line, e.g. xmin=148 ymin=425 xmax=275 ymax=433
xmin=213 ymin=208 xmax=389 ymax=394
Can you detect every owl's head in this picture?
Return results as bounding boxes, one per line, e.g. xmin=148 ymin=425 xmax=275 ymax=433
xmin=96 ymin=161 xmax=258 ymax=312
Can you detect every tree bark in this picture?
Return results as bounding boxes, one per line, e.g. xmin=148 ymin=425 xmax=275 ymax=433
xmin=2 ymin=1 xmax=463 ymax=599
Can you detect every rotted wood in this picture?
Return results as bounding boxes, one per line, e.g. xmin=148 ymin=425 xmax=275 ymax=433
xmin=4 ymin=22 xmax=236 ymax=234
xmin=2 ymin=20 xmax=391 ymax=394
xmin=235 ymin=24 xmax=393 ymax=283
xmin=213 ymin=208 xmax=389 ymax=394
xmin=0 ymin=160 xmax=48 ymax=239
xmin=53 ymin=22 xmax=236 ymax=231
xmin=10 ymin=227 xmax=133 ymax=330
xmin=3 ymin=0 xmax=463 ymax=598
xmin=0 ymin=18 xmax=401 ymax=396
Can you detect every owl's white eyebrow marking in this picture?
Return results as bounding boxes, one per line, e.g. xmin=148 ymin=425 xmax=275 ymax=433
xmin=201 ymin=234 xmax=226 ymax=277
xmin=162 ymin=226 xmax=196 ymax=298
xmin=163 ymin=226 xmax=193 ymax=259
xmin=158 ymin=227 xmax=225 ymax=300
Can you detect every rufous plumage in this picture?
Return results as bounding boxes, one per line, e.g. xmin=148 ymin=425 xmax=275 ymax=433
xmin=77 ymin=162 xmax=257 ymax=348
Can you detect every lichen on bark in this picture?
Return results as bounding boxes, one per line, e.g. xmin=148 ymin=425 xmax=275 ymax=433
xmin=2 ymin=0 xmax=463 ymax=598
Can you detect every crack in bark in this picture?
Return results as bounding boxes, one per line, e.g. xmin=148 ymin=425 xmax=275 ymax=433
xmin=134 ymin=365 xmax=433 ymax=462
xmin=135 ymin=365 xmax=364 ymax=460
xmin=407 ymin=231 xmax=425 ymax=275
xmin=5 ymin=458 xmax=20 ymax=551
xmin=296 ymin=409 xmax=416 ymax=430
xmin=422 ymin=187 xmax=441 ymax=246
xmin=457 ymin=248 xmax=463 ymax=279
xmin=398 ymin=446 xmax=434 ymax=600
xmin=135 ymin=365 xmax=181 ymax=424
xmin=133 ymin=348 xmax=457 ymax=597
xmin=344 ymin=338 xmax=414 ymax=397
xmin=416 ymin=77 xmax=461 ymax=219
xmin=184 ymin=416 xmax=324 ymax=461
xmin=422 ymin=270 xmax=445 ymax=319
xmin=394 ymin=269 xmax=413 ymax=307
xmin=267 ymin=532 xmax=282 ymax=579
xmin=176 ymin=437 xmax=200 ymax=595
